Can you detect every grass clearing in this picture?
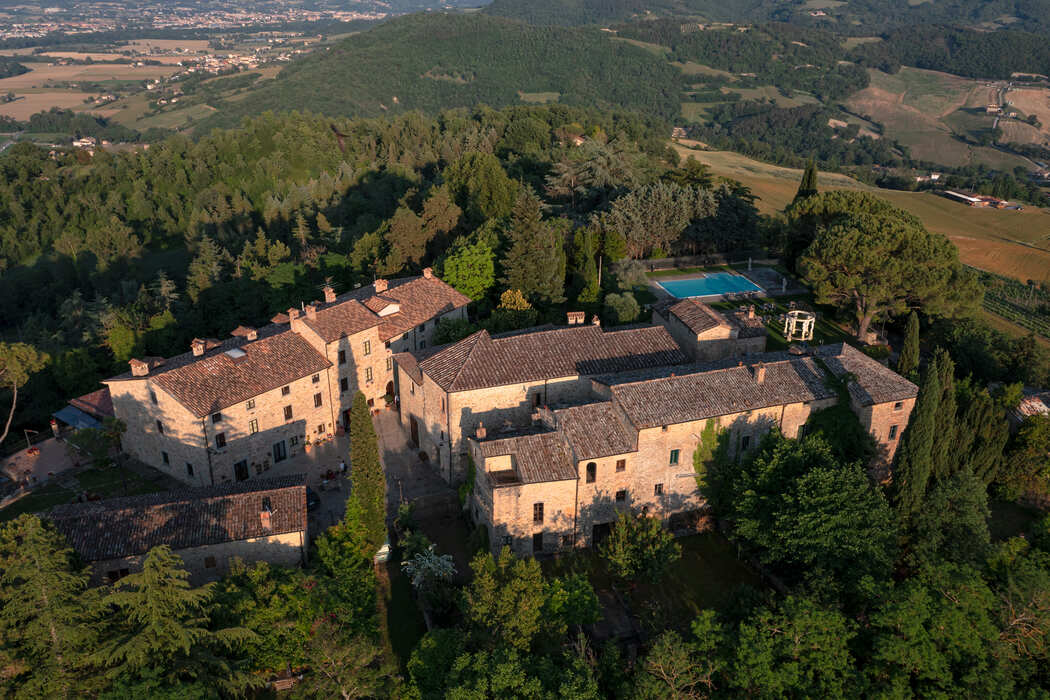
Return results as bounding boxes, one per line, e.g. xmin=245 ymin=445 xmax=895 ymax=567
xmin=0 ymin=465 xmax=166 ymax=522
xmin=134 ymin=103 xmax=217 ymax=130
xmin=518 ymin=91 xmax=559 ymax=104
xmin=671 ymin=142 xmax=1050 ymax=283
xmin=673 ymin=61 xmax=736 ymax=79
xmin=842 ymin=36 xmax=882 ymax=49
xmin=609 ymin=37 xmax=671 ymax=57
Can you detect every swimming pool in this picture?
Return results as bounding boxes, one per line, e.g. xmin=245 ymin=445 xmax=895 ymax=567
xmin=658 ymin=272 xmax=763 ymax=298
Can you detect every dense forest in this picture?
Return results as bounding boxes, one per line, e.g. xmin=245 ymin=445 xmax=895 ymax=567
xmin=851 ymin=25 xmax=1050 ymax=79
xmin=14 ymin=108 xmax=169 ymax=144
xmin=0 ymin=58 xmax=29 ymax=80
xmin=616 ymin=21 xmax=869 ymax=100
xmin=196 ymin=13 xmax=686 ymax=131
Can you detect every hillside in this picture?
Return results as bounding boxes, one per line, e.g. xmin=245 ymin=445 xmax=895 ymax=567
xmin=195 ymin=13 xmax=684 ymax=132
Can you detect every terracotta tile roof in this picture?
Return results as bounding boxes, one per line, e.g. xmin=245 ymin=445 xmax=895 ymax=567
xmin=1015 ymin=390 xmax=1050 ymax=419
xmin=303 ymin=275 xmax=470 ymax=343
xmin=610 ymin=356 xmax=836 ymax=429
xmin=417 ymin=325 xmax=687 ymax=393
xmin=478 ymin=431 xmax=577 ymax=483
xmin=553 ymin=403 xmax=637 ymax=459
xmin=654 ymin=298 xmax=730 ymax=335
xmin=728 ymin=309 xmax=767 ymax=338
xmin=69 ymin=387 xmax=114 ymax=418
xmin=815 ymin=343 xmax=918 ymax=406
xmin=45 ymin=475 xmax=307 ymax=562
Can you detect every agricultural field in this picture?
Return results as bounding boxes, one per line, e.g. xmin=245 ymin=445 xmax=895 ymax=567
xmin=1003 ymin=87 xmax=1050 ymax=144
xmin=0 ymin=89 xmax=96 ymax=120
xmin=845 ymin=67 xmax=1031 ymax=169
xmin=671 ymin=143 xmax=1050 ymax=283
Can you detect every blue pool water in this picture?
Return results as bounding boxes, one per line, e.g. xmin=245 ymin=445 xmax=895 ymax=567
xmin=659 ymin=272 xmax=763 ymax=298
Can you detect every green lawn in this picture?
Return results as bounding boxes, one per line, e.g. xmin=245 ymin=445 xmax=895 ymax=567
xmin=0 ymin=465 xmax=166 ymax=522
xmin=709 ymin=293 xmax=856 ymax=350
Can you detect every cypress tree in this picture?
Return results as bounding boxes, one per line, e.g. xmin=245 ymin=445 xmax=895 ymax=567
xmin=931 ymin=349 xmax=958 ymax=481
xmin=897 ymin=311 xmax=920 ymax=378
xmin=955 ymin=388 xmax=1009 ymax=485
xmin=794 ymin=159 xmax=819 ymax=201
xmin=349 ymin=390 xmax=387 ymax=551
xmin=894 ymin=356 xmax=942 ymax=517
xmin=0 ymin=515 xmax=98 ymax=699
xmin=572 ymin=225 xmax=600 ymax=304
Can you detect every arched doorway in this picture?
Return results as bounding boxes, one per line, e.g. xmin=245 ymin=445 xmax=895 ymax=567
xmin=385 ymin=380 xmax=394 ymax=397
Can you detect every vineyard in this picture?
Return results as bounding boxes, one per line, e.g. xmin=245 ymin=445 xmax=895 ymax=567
xmin=975 ymin=268 xmax=1050 ymax=339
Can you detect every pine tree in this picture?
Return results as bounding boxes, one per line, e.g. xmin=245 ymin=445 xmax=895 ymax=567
xmin=931 ymin=349 xmax=958 ymax=481
xmin=500 ymin=188 xmax=566 ymax=305
xmin=897 ymin=311 xmax=920 ymax=377
xmin=91 ymin=545 xmax=258 ymax=695
xmin=349 ymin=391 xmax=386 ymax=552
xmin=0 ymin=515 xmax=99 ymax=699
xmin=795 ymin=159 xmax=818 ymax=201
xmin=894 ymin=356 xmax=942 ymax=517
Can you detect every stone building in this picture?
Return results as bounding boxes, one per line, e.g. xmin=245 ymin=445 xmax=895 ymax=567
xmin=466 ymin=343 xmax=917 ymax=557
xmin=104 ymin=271 xmax=470 ymax=486
xmin=651 ymin=298 xmax=767 ymax=361
xmin=393 ymin=323 xmax=688 ymax=483
xmin=45 ymin=475 xmax=308 ymax=585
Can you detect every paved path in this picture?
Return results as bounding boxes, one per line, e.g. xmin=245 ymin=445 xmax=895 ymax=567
xmin=374 ymin=409 xmax=456 ymax=523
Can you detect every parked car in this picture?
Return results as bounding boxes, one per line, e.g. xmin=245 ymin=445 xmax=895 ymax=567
xmin=305 ymin=486 xmax=321 ymax=512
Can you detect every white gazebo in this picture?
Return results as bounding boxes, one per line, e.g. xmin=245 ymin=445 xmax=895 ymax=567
xmin=782 ymin=309 xmax=815 ymax=342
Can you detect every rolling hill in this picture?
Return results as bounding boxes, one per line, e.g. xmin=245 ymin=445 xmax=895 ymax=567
xmin=195 ymin=13 xmax=685 ymax=132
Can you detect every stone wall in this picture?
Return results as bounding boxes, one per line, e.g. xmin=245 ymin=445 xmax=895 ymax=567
xmin=89 ymin=529 xmax=306 ymax=586
xmin=853 ymin=396 xmax=915 ymax=469
xmin=652 ymin=307 xmax=766 ymax=362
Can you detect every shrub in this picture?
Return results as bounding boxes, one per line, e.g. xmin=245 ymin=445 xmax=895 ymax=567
xmin=600 ymin=511 xmax=681 ymax=583
xmin=604 ymin=292 xmax=640 ymax=324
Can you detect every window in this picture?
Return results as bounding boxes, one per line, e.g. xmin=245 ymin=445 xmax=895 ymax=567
xmin=338 ymin=350 xmax=347 ymax=365
xmin=441 ymin=397 xmax=446 ymax=414
xmin=363 ymin=340 xmax=371 ymax=356
xmin=889 ymin=425 xmax=899 ymax=440
xmin=314 ymin=392 xmax=323 ymax=408
xmin=211 ymin=412 xmax=222 ymax=424
xmin=893 ymin=401 xmax=904 ymax=411
xmin=386 ymin=357 xmax=393 ymax=372
xmin=249 ymin=419 xmax=258 ymax=435
xmin=215 ymin=432 xmax=226 ymax=449
xmin=107 ymin=568 xmax=130 ymax=583
xmin=281 ymin=385 xmax=290 ymax=396
xmin=365 ymin=367 xmax=373 ymax=382
xmin=284 ymin=405 xmax=293 ymax=421
xmin=246 ymin=398 xmax=255 ymax=410
xmin=410 ymin=383 xmax=415 ymax=395
xmin=290 ymin=436 xmax=299 ymax=446
xmin=340 ymin=377 xmax=349 ymax=393
xmin=532 ymin=532 xmax=544 ymax=553
xmin=669 ymin=449 xmax=680 ymax=465
xmin=741 ymin=435 xmax=751 ymax=451
xmin=616 ymin=459 xmax=626 ymax=472
xmin=149 ymin=389 xmax=157 ymax=405
xmin=654 ymin=483 xmax=664 ymax=496
xmin=186 ymin=463 xmax=194 ymax=477
xmin=533 ymin=502 xmax=544 ymax=523
xmin=419 ymin=340 xmax=426 ymax=349
xmin=615 ymin=489 xmax=626 ymax=502
xmin=161 ymin=451 xmax=169 ymax=465
xmin=317 ymin=424 xmax=325 ymax=434
xmin=156 ymin=419 xmax=164 ymax=435
xmin=661 ymin=425 xmax=668 ymax=432
xmin=385 ymin=341 xmax=391 ymax=349
xmin=417 ymin=323 xmax=425 ymax=332
xmin=586 ymin=462 xmax=596 ymax=483
xmin=503 ymin=535 xmax=513 ymax=546
xmin=204 ymin=556 xmax=216 ymax=569
xmin=561 ymin=534 xmax=574 ymax=548
xmin=312 ymin=373 xmax=320 ymax=383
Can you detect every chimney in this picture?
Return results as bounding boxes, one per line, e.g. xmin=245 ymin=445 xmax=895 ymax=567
xmin=422 ymin=267 xmax=433 ymax=279
xmin=191 ymin=338 xmax=206 ymax=356
xmin=322 ymin=284 xmax=336 ymax=303
xmin=567 ymin=311 xmax=584 ymax=326
xmin=374 ymin=278 xmax=388 ymax=294
xmin=754 ymin=362 xmax=766 ymax=384
xmin=747 ymin=305 xmax=756 ymax=320
xmin=591 ymin=315 xmax=601 ymax=327
xmin=475 ymin=422 xmax=486 ymax=440
xmin=129 ymin=358 xmax=149 ymax=377
xmin=247 ymin=328 xmax=257 ymax=341
xmin=305 ymin=303 xmax=317 ymax=320
xmin=288 ymin=307 xmax=300 ymax=321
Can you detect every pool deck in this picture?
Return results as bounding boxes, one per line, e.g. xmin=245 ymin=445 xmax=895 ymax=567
xmin=647 ymin=267 xmax=809 ymax=303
